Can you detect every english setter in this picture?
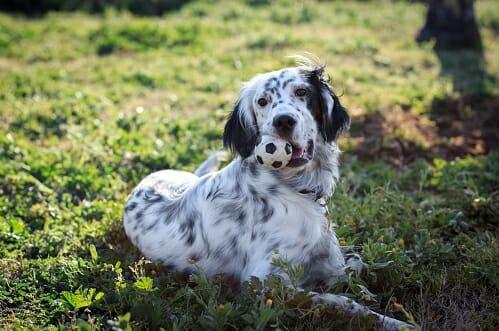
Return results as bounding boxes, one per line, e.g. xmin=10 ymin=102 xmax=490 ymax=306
xmin=123 ymin=60 xmax=414 ymax=329
xmin=123 ymin=59 xmax=352 ymax=286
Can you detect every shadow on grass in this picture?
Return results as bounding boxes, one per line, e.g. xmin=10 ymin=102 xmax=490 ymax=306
xmin=435 ymin=48 xmax=496 ymax=94
xmin=0 ymin=0 xmax=191 ymax=17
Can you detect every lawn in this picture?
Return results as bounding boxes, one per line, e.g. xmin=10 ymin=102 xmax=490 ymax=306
xmin=0 ymin=0 xmax=498 ymax=329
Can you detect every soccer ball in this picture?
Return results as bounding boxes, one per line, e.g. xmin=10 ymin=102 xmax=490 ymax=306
xmin=254 ymin=135 xmax=292 ymax=170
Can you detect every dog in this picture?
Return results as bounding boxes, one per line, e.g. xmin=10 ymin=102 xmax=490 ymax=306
xmin=123 ymin=58 xmax=353 ymax=287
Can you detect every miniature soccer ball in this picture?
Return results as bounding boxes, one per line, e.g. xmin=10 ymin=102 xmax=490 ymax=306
xmin=254 ymin=135 xmax=292 ymax=170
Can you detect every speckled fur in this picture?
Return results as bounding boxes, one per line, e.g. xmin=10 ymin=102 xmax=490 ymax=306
xmin=123 ymin=61 xmax=351 ymax=286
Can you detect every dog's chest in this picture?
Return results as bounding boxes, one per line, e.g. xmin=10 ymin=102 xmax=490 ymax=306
xmin=210 ymin=185 xmax=325 ymax=261
xmin=262 ymin=194 xmax=323 ymax=248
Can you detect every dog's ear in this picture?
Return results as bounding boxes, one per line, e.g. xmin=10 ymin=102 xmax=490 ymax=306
xmin=322 ymin=89 xmax=350 ymax=142
xmin=223 ymin=90 xmax=258 ymax=158
xmin=306 ymin=68 xmax=350 ymax=142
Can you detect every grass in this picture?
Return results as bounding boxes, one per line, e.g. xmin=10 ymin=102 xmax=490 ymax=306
xmin=0 ymin=0 xmax=498 ymax=329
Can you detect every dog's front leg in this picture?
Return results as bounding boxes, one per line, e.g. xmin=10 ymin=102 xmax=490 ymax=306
xmin=302 ymin=230 xmax=347 ymax=287
xmin=311 ymin=292 xmax=415 ymax=330
xmin=250 ymin=253 xmax=292 ymax=285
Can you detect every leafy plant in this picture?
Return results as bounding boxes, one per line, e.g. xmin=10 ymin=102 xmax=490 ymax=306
xmin=61 ymin=287 xmax=105 ymax=311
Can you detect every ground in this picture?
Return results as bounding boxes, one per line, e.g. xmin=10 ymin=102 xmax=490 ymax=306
xmin=0 ymin=0 xmax=498 ymax=329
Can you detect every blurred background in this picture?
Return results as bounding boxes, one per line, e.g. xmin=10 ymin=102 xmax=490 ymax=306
xmin=1 ymin=0 xmax=497 ymax=165
xmin=0 ymin=1 xmax=497 ymax=330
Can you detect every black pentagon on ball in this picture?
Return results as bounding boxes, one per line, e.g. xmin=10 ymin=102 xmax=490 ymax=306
xmin=256 ymin=155 xmax=264 ymax=164
xmin=265 ymin=143 xmax=277 ymax=154
xmin=285 ymin=143 xmax=292 ymax=155
xmin=272 ymin=161 xmax=282 ymax=168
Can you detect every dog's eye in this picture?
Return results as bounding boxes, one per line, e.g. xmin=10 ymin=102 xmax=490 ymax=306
xmin=257 ymin=98 xmax=268 ymax=107
xmin=295 ymin=88 xmax=307 ymax=97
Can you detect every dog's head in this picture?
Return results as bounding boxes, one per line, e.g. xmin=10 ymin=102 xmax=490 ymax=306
xmin=223 ymin=59 xmax=349 ymax=170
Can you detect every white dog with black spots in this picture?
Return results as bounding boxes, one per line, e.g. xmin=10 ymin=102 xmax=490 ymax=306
xmin=123 ymin=58 xmax=413 ymax=330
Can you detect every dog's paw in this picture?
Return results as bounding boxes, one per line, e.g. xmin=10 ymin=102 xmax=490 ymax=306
xmin=344 ymin=253 xmax=366 ymax=276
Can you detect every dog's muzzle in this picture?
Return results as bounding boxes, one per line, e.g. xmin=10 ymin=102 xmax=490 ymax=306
xmin=273 ymin=113 xmax=297 ymax=139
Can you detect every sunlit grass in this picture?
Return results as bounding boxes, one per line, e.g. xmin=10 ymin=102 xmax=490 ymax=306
xmin=0 ymin=0 xmax=498 ymax=329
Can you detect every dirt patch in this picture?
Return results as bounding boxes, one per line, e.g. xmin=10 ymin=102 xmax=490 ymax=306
xmin=430 ymin=95 xmax=499 ymax=158
xmin=349 ymin=108 xmax=439 ymax=166
xmin=348 ymin=94 xmax=499 ymax=165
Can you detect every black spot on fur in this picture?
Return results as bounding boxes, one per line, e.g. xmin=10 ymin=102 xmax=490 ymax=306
xmin=268 ymin=184 xmax=279 ymax=194
xmin=282 ymin=78 xmax=295 ymax=89
xmin=221 ymin=204 xmax=235 ymax=218
xmin=136 ymin=211 xmax=144 ymax=221
xmin=229 ymin=236 xmax=238 ymax=249
xmin=125 ymin=201 xmax=137 ymax=212
xmin=186 ymin=233 xmax=196 ymax=246
xmin=249 ymin=185 xmax=259 ymax=199
xmin=260 ymin=199 xmax=274 ymax=222
xmin=237 ymin=210 xmax=246 ymax=224
xmin=208 ymin=188 xmax=225 ymax=201
xmin=212 ymin=246 xmax=225 ymax=259
xmin=144 ymin=219 xmax=160 ymax=232
xmin=242 ymin=252 xmax=249 ymax=268
xmin=249 ymin=161 xmax=259 ymax=176
xmin=143 ymin=190 xmax=164 ymax=203
xmin=206 ymin=186 xmax=219 ymax=200
xmin=180 ymin=211 xmax=199 ymax=246
xmin=180 ymin=216 xmax=195 ymax=233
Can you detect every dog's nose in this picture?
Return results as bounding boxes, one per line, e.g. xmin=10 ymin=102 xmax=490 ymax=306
xmin=273 ymin=114 xmax=296 ymax=136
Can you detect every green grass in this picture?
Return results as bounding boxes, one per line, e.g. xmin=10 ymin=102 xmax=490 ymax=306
xmin=1 ymin=0 xmax=498 ymax=329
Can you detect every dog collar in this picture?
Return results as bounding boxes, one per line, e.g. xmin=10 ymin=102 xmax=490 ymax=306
xmin=299 ymin=189 xmax=329 ymax=215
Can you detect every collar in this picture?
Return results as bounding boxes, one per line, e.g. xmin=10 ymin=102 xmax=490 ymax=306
xmin=298 ymin=189 xmax=329 ymax=215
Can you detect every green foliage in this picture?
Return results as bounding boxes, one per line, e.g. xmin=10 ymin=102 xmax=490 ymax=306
xmin=90 ymin=21 xmax=202 ymax=55
xmin=61 ymin=287 xmax=105 ymax=311
xmin=0 ymin=0 xmax=498 ymax=329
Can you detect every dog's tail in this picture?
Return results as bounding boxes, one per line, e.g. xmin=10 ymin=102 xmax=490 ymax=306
xmin=194 ymin=151 xmax=229 ymax=177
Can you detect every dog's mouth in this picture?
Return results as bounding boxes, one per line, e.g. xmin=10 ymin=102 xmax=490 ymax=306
xmin=287 ymin=140 xmax=314 ymax=168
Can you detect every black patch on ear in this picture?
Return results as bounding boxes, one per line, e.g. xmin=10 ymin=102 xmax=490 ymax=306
xmin=223 ymin=102 xmax=258 ymax=158
xmin=302 ymin=67 xmax=350 ymax=142
xmin=327 ymin=93 xmax=350 ymax=142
